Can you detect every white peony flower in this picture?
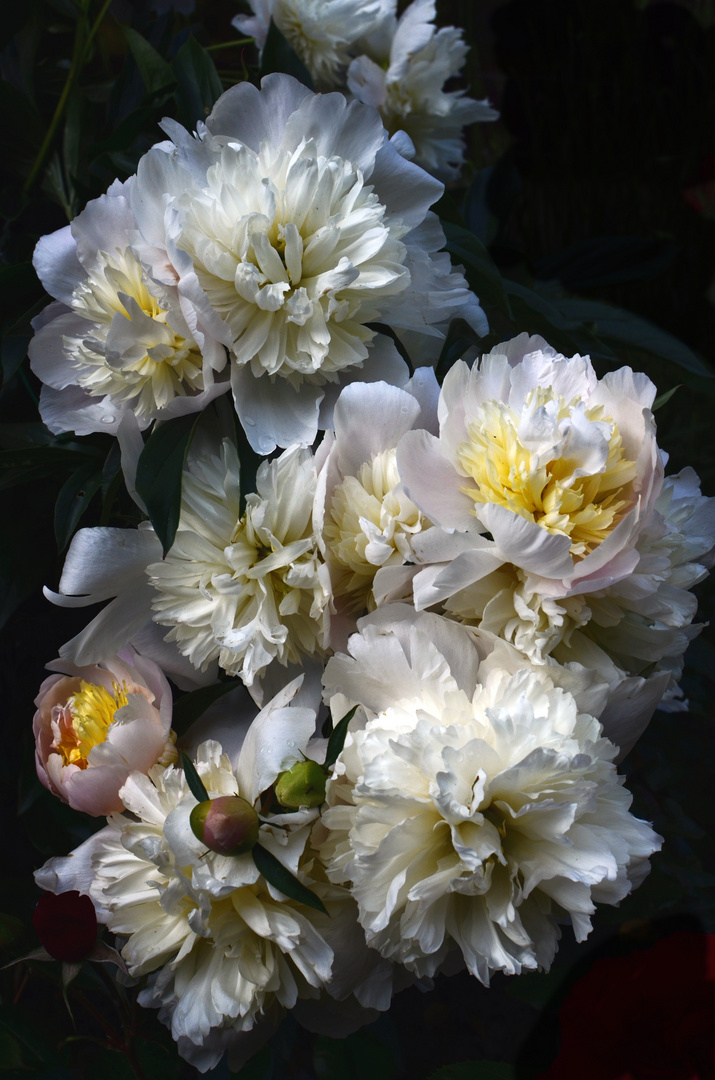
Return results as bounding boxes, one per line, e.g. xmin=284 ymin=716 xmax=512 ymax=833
xmin=35 ymin=682 xmax=395 ymax=1071
xmin=315 ymin=372 xmax=437 ymax=648
xmin=316 ymin=608 xmax=660 ymax=983
xmin=396 ymin=335 xmax=715 ymax=717
xmin=29 ymin=178 xmax=229 ymax=435
xmin=147 ymin=439 xmax=331 ymax=686
xmin=47 ymin=437 xmax=330 ymax=691
xmin=134 ymin=74 xmax=486 ymax=452
xmin=232 ymin=0 xmax=387 ymax=89
xmin=346 ymin=0 xmax=498 ymax=180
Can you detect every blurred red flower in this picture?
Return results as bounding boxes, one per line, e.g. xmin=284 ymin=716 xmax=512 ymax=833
xmin=539 ymin=931 xmax=715 ymax=1079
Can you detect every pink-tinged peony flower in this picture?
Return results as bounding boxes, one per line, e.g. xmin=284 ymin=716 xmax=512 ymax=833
xmin=33 ymin=647 xmax=176 ymax=816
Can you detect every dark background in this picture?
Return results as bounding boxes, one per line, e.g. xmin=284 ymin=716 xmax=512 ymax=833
xmin=1 ymin=1 xmax=714 ymax=1076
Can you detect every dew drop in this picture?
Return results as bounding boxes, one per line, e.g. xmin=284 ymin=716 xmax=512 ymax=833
xmin=244 ymin=416 xmax=256 ymax=427
xmin=101 ymin=415 xmax=114 ymax=424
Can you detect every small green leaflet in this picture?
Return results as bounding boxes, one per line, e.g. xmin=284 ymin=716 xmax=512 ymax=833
xmin=324 ymin=705 xmax=358 ymax=771
xmin=181 ymin=753 xmax=209 ymax=803
xmin=252 ymin=844 xmax=327 ymax=915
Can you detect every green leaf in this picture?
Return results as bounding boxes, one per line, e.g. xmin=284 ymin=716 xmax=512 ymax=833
xmin=324 ymin=705 xmax=358 ymax=771
xmin=442 ymin=222 xmax=512 ymax=319
xmin=0 ymin=445 xmax=100 ymax=469
xmin=436 ymin=317 xmax=483 ymax=383
xmin=653 ymin=384 xmax=681 ymax=410
xmin=534 ymin=235 xmax=676 ymax=291
xmin=552 ymin=298 xmax=713 ymax=377
xmin=503 ymin=281 xmax=601 ymax=359
xmin=54 ymin=460 xmax=103 ymax=552
xmin=172 ymin=35 xmax=224 ymax=126
xmin=252 ymin=843 xmax=328 ymax=915
xmin=1 ymin=334 xmax=30 ymax=384
xmin=173 ymin=680 xmax=242 ymax=736
xmin=135 ymin=412 xmax=200 ymax=555
xmin=314 ymin=1030 xmax=397 ymax=1080
xmin=259 ymin=19 xmax=314 ymax=89
xmin=124 ymin=27 xmax=177 ymax=98
xmin=181 ymin=752 xmax=209 ymax=803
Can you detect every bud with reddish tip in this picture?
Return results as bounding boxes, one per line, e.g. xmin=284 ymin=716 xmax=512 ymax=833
xmin=189 ymin=795 xmax=260 ymax=856
xmin=275 ymin=760 xmax=326 ymax=810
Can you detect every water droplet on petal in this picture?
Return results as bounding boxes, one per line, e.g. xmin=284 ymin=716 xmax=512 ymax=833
xmin=101 ymin=415 xmax=114 ymax=424
xmin=244 ymin=416 xmax=256 ymax=427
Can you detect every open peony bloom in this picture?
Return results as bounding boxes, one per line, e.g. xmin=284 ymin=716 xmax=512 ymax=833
xmin=232 ymin=0 xmax=387 ymax=90
xmin=133 ymin=73 xmax=485 ymax=452
xmin=35 ymin=680 xmax=395 ymax=1072
xmin=347 ymin=0 xmax=498 ymax=179
xmin=29 ymin=178 xmax=229 ymax=436
xmin=33 ymin=648 xmax=176 ymax=816
xmin=317 ymin=607 xmax=660 ymax=983
xmin=315 ymin=373 xmax=437 ymax=649
xmin=397 ymin=334 xmax=715 ymax=711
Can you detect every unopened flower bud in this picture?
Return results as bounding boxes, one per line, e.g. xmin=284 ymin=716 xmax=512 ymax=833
xmin=33 ymin=891 xmax=97 ymax=962
xmin=275 ymin=760 xmax=326 ymax=810
xmin=189 ymin=796 xmax=260 ymax=856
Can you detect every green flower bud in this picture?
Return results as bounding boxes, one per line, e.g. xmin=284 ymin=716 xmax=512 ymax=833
xmin=274 ymin=760 xmax=326 ymax=810
xmin=189 ymin=795 xmax=260 ymax=856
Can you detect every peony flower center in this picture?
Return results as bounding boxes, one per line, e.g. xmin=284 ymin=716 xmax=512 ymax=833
xmin=456 ymin=388 xmax=638 ymax=557
xmin=54 ymin=680 xmax=129 ymax=769
xmin=67 ymin=247 xmax=205 ymax=417
xmin=324 ymin=448 xmax=427 ymax=612
xmin=175 ymin=140 xmax=410 ymax=384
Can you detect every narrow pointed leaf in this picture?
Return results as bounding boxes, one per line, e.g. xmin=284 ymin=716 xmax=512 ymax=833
xmin=260 ymin=20 xmax=314 ymax=89
xmin=324 ymin=706 xmax=358 ymax=771
xmin=135 ymin=412 xmax=200 ymax=555
xmin=252 ymin=843 xmax=327 ymax=915
xmin=181 ymin=752 xmax=209 ymax=803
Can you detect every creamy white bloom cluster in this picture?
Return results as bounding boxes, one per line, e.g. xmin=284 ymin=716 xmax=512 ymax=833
xmin=233 ymin=0 xmax=498 ymax=179
xmin=30 ymin=74 xmax=486 ymax=452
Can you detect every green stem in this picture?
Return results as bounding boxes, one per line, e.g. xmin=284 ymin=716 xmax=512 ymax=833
xmin=206 ymin=37 xmax=252 ymax=51
xmin=23 ymin=0 xmax=113 ymax=196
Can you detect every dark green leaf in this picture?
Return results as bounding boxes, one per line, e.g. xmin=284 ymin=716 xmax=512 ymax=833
xmin=135 ymin=412 xmax=200 ymax=554
xmin=442 ymin=222 xmax=512 ymax=319
xmin=314 ymin=1030 xmax=397 ymax=1080
xmin=0 ymin=445 xmax=100 ymax=469
xmin=462 ymin=166 xmax=498 ymax=245
xmin=173 ymin=680 xmax=242 ymax=736
xmin=54 ymin=460 xmax=103 ymax=552
xmin=0 ymin=264 xmax=43 ymax=323
xmin=324 ymin=705 xmax=358 ymax=771
xmin=260 ymin=19 xmax=314 ymax=89
xmin=172 ymin=35 xmax=224 ymax=126
xmin=252 ymin=843 xmax=327 ymax=915
xmin=124 ymin=27 xmax=177 ymax=98
xmin=534 ymin=235 xmax=677 ymax=291
xmin=181 ymin=752 xmax=209 ymax=803
xmin=436 ymin=317 xmax=483 ymax=383
xmin=1 ymin=335 xmax=30 ymax=384
xmin=553 ymin=298 xmax=713 ymax=377
xmin=503 ymin=281 xmax=603 ymax=359
xmin=653 ymin=385 xmax=681 ymax=410
xmin=230 ymin=1045 xmax=272 ymax=1079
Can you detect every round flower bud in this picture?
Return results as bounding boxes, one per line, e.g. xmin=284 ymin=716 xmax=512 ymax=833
xmin=274 ymin=760 xmax=326 ymax=810
xmin=189 ymin=795 xmax=259 ymax=856
xmin=33 ymin=891 xmax=97 ymax=962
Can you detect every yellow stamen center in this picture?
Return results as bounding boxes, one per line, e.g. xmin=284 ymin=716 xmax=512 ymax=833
xmin=456 ymin=390 xmax=637 ymax=558
xmin=56 ymin=680 xmax=129 ymax=769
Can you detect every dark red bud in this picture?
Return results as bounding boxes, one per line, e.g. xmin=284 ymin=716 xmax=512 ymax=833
xmin=32 ymin=891 xmax=97 ymax=962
